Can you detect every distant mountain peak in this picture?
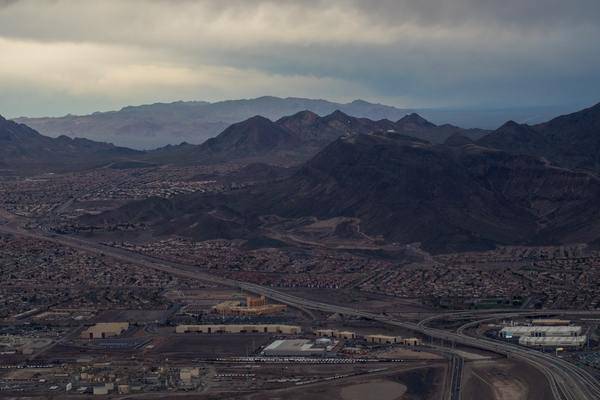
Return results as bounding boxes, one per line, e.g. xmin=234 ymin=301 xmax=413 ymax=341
xmin=349 ymin=99 xmax=371 ymax=105
xmin=276 ymin=110 xmax=320 ymax=129
xmin=498 ymin=120 xmax=523 ymax=129
xmin=397 ymin=113 xmax=435 ymax=127
xmin=324 ymin=110 xmax=352 ymax=121
xmin=243 ymin=115 xmax=273 ymax=124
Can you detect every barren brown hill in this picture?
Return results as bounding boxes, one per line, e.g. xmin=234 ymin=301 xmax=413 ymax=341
xmin=0 ymin=114 xmax=140 ymax=173
xmin=477 ymin=102 xmax=600 ymax=172
xmin=82 ymin=128 xmax=600 ymax=253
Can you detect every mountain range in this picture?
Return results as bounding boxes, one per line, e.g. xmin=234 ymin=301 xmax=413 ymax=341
xmin=13 ymin=96 xmax=572 ymax=149
xmin=0 ymin=107 xmax=487 ymax=172
xmin=477 ymin=102 xmax=600 ymax=171
xmin=0 ymin=115 xmax=139 ymax=173
xmin=80 ymin=102 xmax=600 ymax=253
xmin=146 ymin=110 xmax=488 ymax=165
xmin=14 ymin=97 xmax=411 ymax=149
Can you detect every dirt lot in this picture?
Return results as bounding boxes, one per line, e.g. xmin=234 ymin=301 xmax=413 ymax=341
xmin=461 ymin=359 xmax=552 ymax=400
xmin=150 ymin=333 xmax=273 ymax=358
xmin=94 ymin=309 xmax=172 ymax=323
xmin=373 ymin=347 xmax=444 ymax=360
xmin=238 ymin=364 xmax=446 ymax=400
xmin=340 ymin=380 xmax=407 ymax=400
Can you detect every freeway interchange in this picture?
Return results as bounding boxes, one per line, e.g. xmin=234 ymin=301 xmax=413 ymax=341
xmin=1 ymin=221 xmax=600 ymax=400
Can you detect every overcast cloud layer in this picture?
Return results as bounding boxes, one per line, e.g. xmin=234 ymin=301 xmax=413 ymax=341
xmin=1 ymin=0 xmax=599 ymax=117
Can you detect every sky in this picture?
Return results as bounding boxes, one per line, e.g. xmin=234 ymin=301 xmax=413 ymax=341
xmin=0 ymin=0 xmax=599 ymax=117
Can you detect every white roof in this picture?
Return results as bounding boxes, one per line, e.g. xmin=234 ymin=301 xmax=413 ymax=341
xmin=519 ymin=336 xmax=586 ymax=346
xmin=501 ymin=326 xmax=581 ymax=334
xmin=263 ymin=339 xmax=324 ymax=353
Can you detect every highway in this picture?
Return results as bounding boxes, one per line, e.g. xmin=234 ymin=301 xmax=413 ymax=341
xmin=1 ymin=222 xmax=599 ymax=399
xmin=449 ymin=354 xmax=463 ymax=400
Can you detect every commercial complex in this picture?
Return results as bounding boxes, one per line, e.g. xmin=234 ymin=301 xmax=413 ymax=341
xmin=315 ymin=329 xmax=422 ymax=346
xmin=500 ymin=326 xmax=582 ymax=338
xmin=175 ymin=324 xmax=301 ymax=334
xmin=518 ymin=336 xmax=587 ymax=348
xmin=365 ymin=334 xmax=422 ymax=346
xmin=500 ymin=325 xmax=586 ymax=349
xmin=262 ymin=339 xmax=335 ymax=357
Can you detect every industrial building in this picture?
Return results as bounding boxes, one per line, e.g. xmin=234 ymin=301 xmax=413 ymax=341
xmin=315 ymin=329 xmax=336 ymax=337
xmin=365 ymin=335 xmax=422 ymax=346
xmin=518 ymin=336 xmax=587 ymax=349
xmin=212 ymin=296 xmax=287 ymax=316
xmin=262 ymin=339 xmax=335 ymax=357
xmin=335 ymin=331 xmax=358 ymax=340
xmin=500 ymin=324 xmax=586 ymax=349
xmin=93 ymin=385 xmax=110 ymax=395
xmin=531 ymin=319 xmax=571 ymax=326
xmin=314 ymin=329 xmax=421 ymax=346
xmin=314 ymin=329 xmax=357 ymax=339
xmin=500 ymin=326 xmax=582 ymax=338
xmin=81 ymin=322 xmax=129 ymax=339
xmin=175 ymin=324 xmax=301 ymax=334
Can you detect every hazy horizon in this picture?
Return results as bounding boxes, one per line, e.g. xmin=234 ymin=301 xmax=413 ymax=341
xmin=6 ymin=95 xmax=592 ymax=121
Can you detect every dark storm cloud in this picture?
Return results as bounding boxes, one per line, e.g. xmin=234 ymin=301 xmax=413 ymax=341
xmin=0 ymin=0 xmax=598 ymax=116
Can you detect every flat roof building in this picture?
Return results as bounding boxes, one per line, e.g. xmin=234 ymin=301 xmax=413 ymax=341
xmin=519 ymin=336 xmax=587 ymax=348
xmin=334 ymin=331 xmax=357 ymax=340
xmin=175 ymin=324 xmax=301 ymax=335
xmin=81 ymin=322 xmax=129 ymax=339
xmin=315 ymin=329 xmax=336 ymax=337
xmin=262 ymin=339 xmax=332 ymax=357
xmin=500 ymin=326 xmax=581 ymax=338
xmin=531 ymin=319 xmax=571 ymax=326
xmin=366 ymin=334 xmax=402 ymax=344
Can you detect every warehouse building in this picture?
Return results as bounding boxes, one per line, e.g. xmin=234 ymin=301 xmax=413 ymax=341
xmin=334 ymin=331 xmax=358 ymax=340
xmin=500 ymin=326 xmax=582 ymax=338
xmin=314 ymin=329 xmax=336 ymax=337
xmin=500 ymin=324 xmax=586 ymax=349
xmin=366 ymin=334 xmax=402 ymax=344
xmin=314 ymin=329 xmax=421 ymax=346
xmin=175 ymin=324 xmax=301 ymax=334
xmin=262 ymin=339 xmax=334 ymax=357
xmin=518 ymin=336 xmax=587 ymax=349
xmin=531 ymin=319 xmax=571 ymax=326
xmin=365 ymin=335 xmax=422 ymax=346
xmin=81 ymin=322 xmax=129 ymax=339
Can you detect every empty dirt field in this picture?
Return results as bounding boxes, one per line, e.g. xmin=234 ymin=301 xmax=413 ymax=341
xmin=239 ymin=364 xmax=446 ymax=400
xmin=150 ymin=333 xmax=273 ymax=358
xmin=461 ymin=359 xmax=552 ymax=400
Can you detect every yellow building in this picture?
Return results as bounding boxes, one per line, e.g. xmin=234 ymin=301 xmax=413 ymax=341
xmin=247 ymin=296 xmax=267 ymax=307
xmin=365 ymin=334 xmax=402 ymax=344
xmin=399 ymin=337 xmax=422 ymax=346
xmin=314 ymin=329 xmax=336 ymax=337
xmin=334 ymin=331 xmax=358 ymax=340
xmin=81 ymin=322 xmax=129 ymax=339
xmin=314 ymin=329 xmax=357 ymax=339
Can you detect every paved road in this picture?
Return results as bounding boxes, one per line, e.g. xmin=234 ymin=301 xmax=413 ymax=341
xmin=449 ymin=354 xmax=463 ymax=400
xmin=1 ymin=223 xmax=599 ymax=400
